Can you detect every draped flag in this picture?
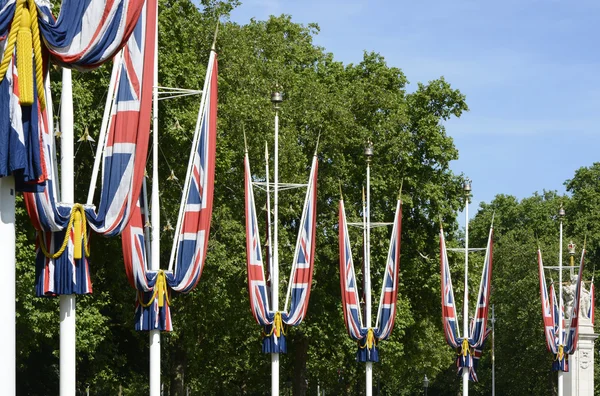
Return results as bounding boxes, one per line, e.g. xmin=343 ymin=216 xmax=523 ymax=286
xmin=23 ymin=0 xmax=156 ymax=296
xmin=564 ymin=248 xmax=585 ymax=354
xmin=538 ymin=247 xmax=585 ymax=372
xmin=338 ymin=196 xmax=402 ymax=363
xmin=245 ymin=151 xmax=318 ymax=354
xmin=440 ymin=225 xmax=493 ymax=382
xmin=0 ymin=0 xmax=144 ymax=188
xmin=538 ymin=250 xmax=558 ymax=354
xmin=122 ymin=47 xmax=218 ymax=331
xmin=589 ymin=282 xmax=595 ymax=325
xmin=440 ymin=229 xmax=461 ymax=349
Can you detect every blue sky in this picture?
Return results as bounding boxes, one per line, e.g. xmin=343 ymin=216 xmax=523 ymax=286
xmin=230 ymin=0 xmax=600 ymax=217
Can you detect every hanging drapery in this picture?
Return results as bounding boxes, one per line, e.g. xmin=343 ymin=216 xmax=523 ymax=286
xmin=121 ymin=48 xmax=218 ymax=331
xmin=23 ymin=0 xmax=155 ymax=296
xmin=0 ymin=0 xmax=145 ymax=188
xmin=537 ymin=248 xmax=585 ymax=372
xmin=244 ymin=151 xmax=318 ymax=353
xmin=440 ymin=225 xmax=493 ymax=382
xmin=338 ymin=197 xmax=402 ymax=363
xmin=589 ymin=282 xmax=595 ymax=325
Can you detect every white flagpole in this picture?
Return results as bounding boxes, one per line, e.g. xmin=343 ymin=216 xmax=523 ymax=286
xmin=558 ymin=205 xmax=565 ymax=396
xmin=149 ymin=0 xmax=161 ymax=392
xmin=462 ymin=179 xmax=471 ymax=396
xmin=271 ymin=91 xmax=283 ymax=396
xmin=365 ymin=142 xmax=373 ymax=396
xmin=0 ymin=174 xmax=15 ymax=395
xmin=265 ymin=142 xmax=273 ymax=304
xmin=60 ymin=67 xmax=76 ymax=396
xmin=87 ymin=51 xmax=122 ymax=204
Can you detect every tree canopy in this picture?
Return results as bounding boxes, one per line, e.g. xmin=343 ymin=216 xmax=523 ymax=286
xmin=13 ymin=1 xmax=599 ymax=395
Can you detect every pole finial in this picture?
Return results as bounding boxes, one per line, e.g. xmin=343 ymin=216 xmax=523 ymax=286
xmin=339 ymin=180 xmax=343 ymax=200
xmin=463 ymin=178 xmax=472 ymax=194
xmin=242 ymin=124 xmax=248 ymax=153
xmin=364 ymin=140 xmax=374 ymax=164
xmin=271 ymin=90 xmax=283 ymax=111
xmin=211 ymin=19 xmax=220 ymax=51
xmin=398 ymin=178 xmax=403 ymax=201
xmin=558 ymin=203 xmax=565 ymax=218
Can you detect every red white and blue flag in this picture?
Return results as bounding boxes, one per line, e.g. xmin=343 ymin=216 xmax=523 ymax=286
xmin=122 ymin=46 xmax=218 ymax=331
xmin=244 ymin=151 xmax=318 ymax=353
xmin=440 ymin=229 xmax=461 ymax=348
xmin=282 ymin=155 xmax=318 ymax=326
xmin=339 ymin=199 xmax=365 ymax=340
xmin=24 ymin=0 xmax=155 ymax=296
xmin=589 ymin=282 xmax=595 ymax=325
xmin=36 ymin=0 xmax=145 ymax=69
xmin=469 ymin=227 xmax=494 ymax=347
xmin=440 ymin=224 xmax=493 ymax=382
xmin=338 ymin=196 xmax=402 ymax=362
xmin=538 ymin=249 xmax=558 ymax=354
xmin=564 ymin=248 xmax=585 ymax=354
xmin=373 ymin=199 xmax=402 ymax=340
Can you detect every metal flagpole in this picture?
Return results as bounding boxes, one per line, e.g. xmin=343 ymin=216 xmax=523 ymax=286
xmin=60 ymin=67 xmax=76 ymax=396
xmin=462 ymin=179 xmax=471 ymax=396
xmin=492 ymin=304 xmax=496 ymax=396
xmin=364 ymin=141 xmax=373 ymax=396
xmin=0 ymin=174 xmax=15 ymax=394
xmin=558 ymin=205 xmax=565 ymax=396
xmin=149 ymin=0 xmax=161 ymax=391
xmin=271 ymin=91 xmax=283 ymax=396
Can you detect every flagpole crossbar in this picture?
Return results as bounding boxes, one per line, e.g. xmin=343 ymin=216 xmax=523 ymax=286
xmin=156 ymin=86 xmax=202 ymax=100
xmin=446 ymin=247 xmax=486 ymax=252
xmin=347 ymin=222 xmax=393 ymax=229
xmin=253 ymin=182 xmax=308 ymax=191
xmin=544 ymin=266 xmax=586 ymax=271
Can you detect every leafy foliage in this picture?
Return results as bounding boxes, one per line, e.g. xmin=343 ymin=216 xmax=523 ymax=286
xmin=17 ymin=1 xmax=600 ymax=396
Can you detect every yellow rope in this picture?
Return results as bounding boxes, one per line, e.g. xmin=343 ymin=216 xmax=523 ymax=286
xmin=555 ymin=344 xmax=564 ymax=362
xmin=0 ymin=0 xmax=45 ymax=109
xmin=16 ymin=2 xmax=33 ymax=104
xmin=263 ymin=312 xmax=286 ymax=337
xmin=27 ymin=0 xmax=45 ymax=110
xmin=38 ymin=204 xmax=90 ymax=259
xmin=461 ymin=338 xmax=470 ymax=357
xmin=358 ymin=328 xmax=377 ymax=349
xmin=137 ymin=270 xmax=171 ymax=308
xmin=0 ymin=0 xmax=24 ymax=80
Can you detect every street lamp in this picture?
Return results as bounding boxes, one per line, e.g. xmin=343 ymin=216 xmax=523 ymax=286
xmin=423 ymin=375 xmax=429 ymax=396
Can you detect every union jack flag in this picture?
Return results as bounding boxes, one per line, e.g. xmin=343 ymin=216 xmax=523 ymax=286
xmin=244 ymin=152 xmax=273 ymax=326
xmin=440 ymin=229 xmax=461 ymax=348
xmin=469 ymin=227 xmax=493 ymax=348
xmin=338 ymin=196 xmax=402 ymax=362
xmin=36 ymin=0 xmax=145 ymax=69
xmin=282 ymin=155 xmax=318 ymax=326
xmin=440 ymin=224 xmax=493 ymax=381
xmin=122 ymin=43 xmax=218 ymax=331
xmin=538 ymin=250 xmax=558 ymax=353
xmin=339 ymin=199 xmax=365 ymax=340
xmin=168 ymin=49 xmax=217 ymax=293
xmin=23 ymin=0 xmax=156 ymax=296
xmin=244 ymin=151 xmax=318 ymax=353
xmin=565 ymin=248 xmax=585 ymax=354
xmin=589 ymin=282 xmax=595 ymax=325
xmin=373 ymin=199 xmax=402 ymax=340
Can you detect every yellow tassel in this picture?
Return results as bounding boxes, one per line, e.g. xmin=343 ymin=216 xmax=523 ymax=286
xmin=17 ymin=5 xmax=33 ymax=106
xmin=461 ymin=338 xmax=470 ymax=357
xmin=156 ymin=271 xmax=166 ymax=307
xmin=73 ymin=207 xmax=83 ymax=259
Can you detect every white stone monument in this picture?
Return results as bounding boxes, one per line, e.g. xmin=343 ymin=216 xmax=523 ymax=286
xmin=564 ymin=280 xmax=597 ymax=396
